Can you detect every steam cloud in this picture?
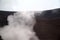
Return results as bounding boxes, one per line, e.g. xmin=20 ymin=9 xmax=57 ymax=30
xmin=0 ymin=11 xmax=39 ymax=40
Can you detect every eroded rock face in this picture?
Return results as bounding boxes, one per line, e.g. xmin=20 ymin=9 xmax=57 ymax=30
xmin=0 ymin=11 xmax=15 ymax=40
xmin=34 ymin=8 xmax=60 ymax=40
xmin=0 ymin=11 xmax=15 ymax=27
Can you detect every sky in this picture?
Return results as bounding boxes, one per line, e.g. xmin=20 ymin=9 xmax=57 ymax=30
xmin=0 ymin=0 xmax=60 ymax=11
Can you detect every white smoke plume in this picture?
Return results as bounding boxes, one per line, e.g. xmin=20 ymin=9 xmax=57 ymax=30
xmin=0 ymin=11 xmax=39 ymax=40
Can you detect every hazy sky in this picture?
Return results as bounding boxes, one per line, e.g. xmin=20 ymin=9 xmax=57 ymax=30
xmin=0 ymin=0 xmax=60 ymax=11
